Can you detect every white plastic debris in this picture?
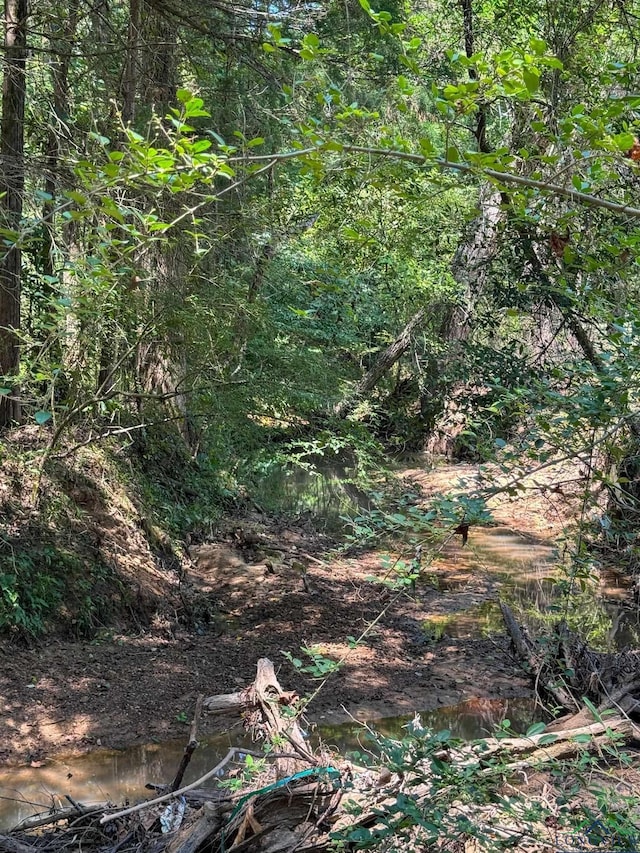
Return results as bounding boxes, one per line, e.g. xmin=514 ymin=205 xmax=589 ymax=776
xmin=160 ymin=796 xmax=186 ymax=833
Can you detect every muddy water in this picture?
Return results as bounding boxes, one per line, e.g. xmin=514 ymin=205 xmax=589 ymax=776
xmin=0 ymin=730 xmax=246 ymax=830
xmin=0 ymin=697 xmax=539 ymax=831
xmin=3 ymin=465 xmax=638 ymax=831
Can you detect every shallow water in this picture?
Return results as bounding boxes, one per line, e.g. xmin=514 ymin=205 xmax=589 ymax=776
xmin=3 ymin=464 xmax=637 ymax=831
xmin=0 ymin=730 xmax=245 ymax=830
xmin=250 ymin=461 xmax=370 ymax=534
xmin=0 ymin=697 xmax=539 ymax=830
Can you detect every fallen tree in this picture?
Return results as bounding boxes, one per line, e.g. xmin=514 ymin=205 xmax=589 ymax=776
xmin=5 ymin=657 xmax=640 ymax=853
xmin=501 ymin=601 xmax=640 ymax=724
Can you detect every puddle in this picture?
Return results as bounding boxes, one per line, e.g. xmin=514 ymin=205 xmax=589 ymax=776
xmin=0 ymin=698 xmax=540 ymax=831
xmin=423 ymin=601 xmax=504 ymax=640
xmin=428 ymin=527 xmax=640 ymax=649
xmin=0 ymin=729 xmax=249 ymax=831
xmin=250 ymin=461 xmax=370 ymax=533
xmin=319 ymin=697 xmax=540 ymax=748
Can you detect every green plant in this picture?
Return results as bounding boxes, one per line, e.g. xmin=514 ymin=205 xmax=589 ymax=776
xmin=335 ymin=716 xmax=639 ymax=853
xmin=218 ymin=753 xmax=266 ymax=792
xmin=282 ymin=646 xmax=343 ymax=679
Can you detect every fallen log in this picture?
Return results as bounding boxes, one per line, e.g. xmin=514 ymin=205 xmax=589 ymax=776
xmin=500 ymin=601 xmax=578 ymax=710
xmin=202 ymin=691 xmax=244 ymax=713
xmin=9 ymin=658 xmax=640 ymax=853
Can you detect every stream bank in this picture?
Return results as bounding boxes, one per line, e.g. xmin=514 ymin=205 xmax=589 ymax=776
xmin=1 ymin=460 xmax=637 ymax=822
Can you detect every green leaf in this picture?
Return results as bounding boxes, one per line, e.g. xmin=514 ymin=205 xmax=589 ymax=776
xmin=176 ymin=88 xmax=192 ymax=103
xmin=89 ymin=131 xmax=110 ymax=145
xmin=530 ymin=37 xmax=547 ymax=55
xmin=262 ymin=43 xmax=276 ymax=52
xmin=0 ymin=388 xmax=11 ymax=396
xmin=523 ymin=67 xmax=540 ymax=94
xmin=420 ymin=137 xmax=435 ymax=155
xmin=526 ymin=722 xmax=547 ymax=737
xmin=613 ymin=131 xmax=635 ymax=151
xmin=582 ymin=695 xmax=601 ymax=720
xmin=34 ymin=411 xmax=52 ymax=425
xmin=246 ymin=137 xmax=265 ymax=148
xmin=64 ymin=190 xmax=87 ymax=205
xmin=446 ymin=146 xmax=459 ymax=163
xmin=348 ymin=828 xmax=371 ymax=843
xmin=572 ymin=733 xmax=593 ymax=744
xmin=536 ymin=734 xmax=559 ymax=746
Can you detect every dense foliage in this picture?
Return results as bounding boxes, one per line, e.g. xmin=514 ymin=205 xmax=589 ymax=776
xmin=1 ymin=0 xmax=640 ymax=624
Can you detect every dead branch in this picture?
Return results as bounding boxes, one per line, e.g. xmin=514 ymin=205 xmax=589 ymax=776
xmin=171 ymin=693 xmax=204 ymax=791
xmin=500 ymin=602 xmax=579 ymax=710
xmin=203 ymin=691 xmax=245 ymax=713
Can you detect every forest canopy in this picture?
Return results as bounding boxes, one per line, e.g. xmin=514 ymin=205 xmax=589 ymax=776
xmin=0 ymin=0 xmax=639 ymax=532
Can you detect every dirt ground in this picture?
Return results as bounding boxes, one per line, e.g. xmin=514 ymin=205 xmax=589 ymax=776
xmin=0 ymin=462 xmax=578 ymax=767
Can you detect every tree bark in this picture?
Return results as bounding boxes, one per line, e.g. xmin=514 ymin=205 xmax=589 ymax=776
xmin=122 ymin=0 xmax=141 ymax=124
xmin=461 ymin=0 xmax=490 ymax=154
xmin=445 ymin=186 xmax=504 ymax=343
xmin=334 ymin=308 xmax=425 ymax=419
xmin=37 ymin=1 xmax=79 ymax=363
xmin=42 ymin=2 xmax=78 ymax=283
xmin=0 ymin=0 xmax=28 ymax=426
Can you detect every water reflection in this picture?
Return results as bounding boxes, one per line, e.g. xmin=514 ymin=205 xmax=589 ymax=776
xmin=251 ymin=462 xmax=370 ymax=534
xmin=0 ymin=698 xmax=540 ymax=830
xmin=433 ymin=528 xmax=640 ymax=649
xmin=0 ymin=730 xmax=248 ymax=830
xmin=319 ymin=697 xmax=540 ymax=750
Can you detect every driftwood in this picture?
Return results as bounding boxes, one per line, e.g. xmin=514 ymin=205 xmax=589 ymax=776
xmin=202 ymin=691 xmax=244 ymax=713
xmin=9 ymin=657 xmax=640 ymax=853
xmin=204 ymin=657 xmax=315 ymax=777
xmin=500 ymin=601 xmax=640 ymax=719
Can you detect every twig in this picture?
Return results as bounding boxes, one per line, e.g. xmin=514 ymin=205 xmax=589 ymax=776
xmin=100 ymin=749 xmax=305 ymax=825
xmin=11 ymin=803 xmax=106 ymax=832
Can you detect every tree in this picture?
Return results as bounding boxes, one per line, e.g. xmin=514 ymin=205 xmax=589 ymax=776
xmin=0 ymin=0 xmax=28 ymax=426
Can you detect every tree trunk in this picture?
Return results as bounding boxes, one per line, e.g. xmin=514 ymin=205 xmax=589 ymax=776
xmin=0 ymin=0 xmax=28 ymax=426
xmin=42 ymin=1 xmax=79 ymax=283
xmin=122 ymin=0 xmax=141 ymax=124
xmin=334 ymin=308 xmax=425 ymax=419
xmin=37 ymin=2 xmax=79 ymax=364
xmin=445 ymin=186 xmax=504 ymax=343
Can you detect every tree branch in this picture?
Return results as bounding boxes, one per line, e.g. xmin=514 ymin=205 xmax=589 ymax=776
xmin=229 ymin=144 xmax=640 ymax=219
